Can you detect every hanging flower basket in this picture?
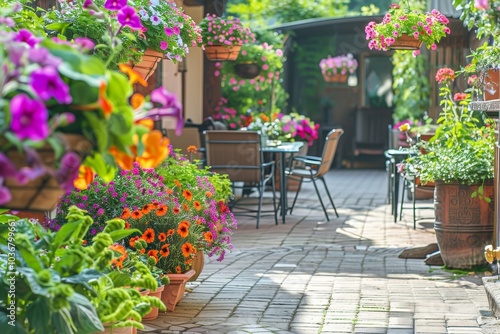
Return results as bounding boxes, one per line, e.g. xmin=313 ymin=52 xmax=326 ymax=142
xmin=390 ymin=33 xmax=423 ymax=50
xmin=323 ymin=73 xmax=348 ymax=83
xmin=131 ymin=49 xmax=164 ymax=81
xmin=234 ymin=62 xmax=261 ymax=79
xmin=204 ymin=45 xmax=242 ymax=61
xmin=3 ymin=134 xmax=93 ymax=212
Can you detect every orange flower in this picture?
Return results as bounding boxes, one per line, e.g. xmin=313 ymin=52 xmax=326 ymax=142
xmin=135 ymin=118 xmax=155 ymax=130
xmin=193 ymin=201 xmax=202 ymax=211
xmin=166 ymin=188 xmax=173 ymax=195
xmin=129 ymin=236 xmax=140 ymax=248
xmin=109 ymin=244 xmax=127 ymax=262
xmin=111 ymin=258 xmax=123 ymax=269
xmin=195 ymin=218 xmax=202 ymax=225
xmin=98 ymin=81 xmax=113 ymax=117
xmin=135 ymin=130 xmax=170 ymax=169
xmin=142 ymin=204 xmax=151 ymax=215
xmin=156 ymin=205 xmax=167 ymax=216
xmin=118 ymin=63 xmax=148 ymax=87
xmin=166 ymin=229 xmax=175 ymax=237
xmin=158 ymin=232 xmax=167 ymax=242
xmin=160 ymin=244 xmax=170 ymax=257
xmin=177 ymin=221 xmax=190 ymax=238
xmin=131 ymin=210 xmax=143 ymax=220
xmin=109 ymin=146 xmax=135 ymax=170
xmin=121 ymin=207 xmax=131 ymax=219
xmin=124 ymin=222 xmax=130 ymax=229
xmin=184 ymin=258 xmax=192 ymax=265
xmin=187 ymin=145 xmax=198 ymax=153
xmin=131 ymin=93 xmax=145 ymax=109
xmin=151 ymin=202 xmax=159 ymax=209
xmin=73 ymin=165 xmax=94 ymax=190
xmin=260 ymin=114 xmax=270 ymax=122
xmin=182 ymin=203 xmax=189 ymax=212
xmin=181 ymin=242 xmax=195 ymax=257
xmin=203 ymin=231 xmax=213 ymax=243
xmin=182 ymin=189 xmax=193 ymax=201
xmin=176 ymin=266 xmax=182 ymax=274
xmin=174 ymin=179 xmax=181 ymax=188
xmin=205 ymin=191 xmax=213 ymax=198
xmin=142 ymin=228 xmax=155 ymax=243
xmin=147 ymin=249 xmax=159 ymax=263
xmin=173 ymin=207 xmax=180 ymax=215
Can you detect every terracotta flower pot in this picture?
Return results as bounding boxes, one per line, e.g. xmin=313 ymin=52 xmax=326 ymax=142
xmin=161 ymin=269 xmax=196 ymax=311
xmin=98 ymin=325 xmax=133 ymax=334
xmin=323 ymin=73 xmax=348 ymax=83
xmin=3 ymin=134 xmax=93 ymax=211
xmin=390 ymin=33 xmax=423 ymax=50
xmin=142 ymin=285 xmax=165 ymax=321
xmin=131 ymin=49 xmax=164 ymax=82
xmin=188 ymin=251 xmax=204 ymax=282
xmin=204 ymin=45 xmax=241 ymax=61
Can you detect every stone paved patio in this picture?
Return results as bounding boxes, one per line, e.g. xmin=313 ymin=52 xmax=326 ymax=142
xmin=139 ymin=169 xmax=499 ymax=334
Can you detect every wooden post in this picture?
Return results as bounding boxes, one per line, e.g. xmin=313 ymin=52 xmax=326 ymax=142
xmin=202 ymin=0 xmax=226 ymax=120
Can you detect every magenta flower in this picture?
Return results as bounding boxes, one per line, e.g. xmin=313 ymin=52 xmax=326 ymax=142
xmin=9 ymin=94 xmax=49 ymax=141
xmin=74 ymin=37 xmax=95 ymax=51
xmin=28 ymin=48 xmax=62 ymax=68
xmin=104 ymin=0 xmax=127 ymax=11
xmin=148 ymin=87 xmax=184 ymax=134
xmin=13 ymin=29 xmax=41 ymax=47
xmin=0 ymin=153 xmax=18 ymax=178
xmin=160 ymin=41 xmax=168 ymax=50
xmin=30 ymin=66 xmax=72 ymax=104
xmin=164 ymin=27 xmax=174 ymax=36
xmin=0 ymin=180 xmax=12 ymax=205
xmin=56 ymin=152 xmax=81 ymax=192
xmin=117 ymin=6 xmax=143 ymax=31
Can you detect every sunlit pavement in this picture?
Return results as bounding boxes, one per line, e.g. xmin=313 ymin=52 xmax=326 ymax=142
xmin=140 ymin=169 xmax=498 ymax=334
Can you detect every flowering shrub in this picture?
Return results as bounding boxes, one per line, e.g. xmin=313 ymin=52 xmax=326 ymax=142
xmin=47 ymin=151 xmax=237 ymax=273
xmin=199 ymin=14 xmax=255 ymax=47
xmin=0 ymin=2 xmax=181 ymax=207
xmin=364 ymin=3 xmax=450 ymax=56
xmin=401 ymin=67 xmax=495 ymax=186
xmin=319 ymin=54 xmax=358 ymax=76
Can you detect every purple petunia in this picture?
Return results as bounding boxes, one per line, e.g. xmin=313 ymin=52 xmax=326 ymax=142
xmin=103 ymin=0 xmax=127 ymax=11
xmin=13 ymin=29 xmax=41 ymax=47
xmin=56 ymin=152 xmax=81 ymax=192
xmin=117 ymin=6 xmax=143 ymax=31
xmin=30 ymin=66 xmax=72 ymax=104
xmin=9 ymin=94 xmax=49 ymax=140
xmin=0 ymin=179 xmax=12 ymax=205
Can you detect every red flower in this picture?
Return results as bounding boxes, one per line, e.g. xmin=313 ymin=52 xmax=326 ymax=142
xmin=453 ymin=92 xmax=467 ymax=101
xmin=435 ymin=68 xmax=455 ymax=84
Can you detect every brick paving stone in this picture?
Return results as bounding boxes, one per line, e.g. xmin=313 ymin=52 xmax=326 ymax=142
xmin=139 ymin=170 xmax=494 ymax=334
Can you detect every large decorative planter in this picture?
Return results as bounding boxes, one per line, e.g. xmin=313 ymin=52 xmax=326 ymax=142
xmin=132 ymin=49 xmax=164 ymax=82
xmin=142 ymin=285 xmax=165 ymax=321
xmin=323 ymin=73 xmax=348 ymax=83
xmin=204 ymin=45 xmax=241 ymax=61
xmin=482 ymin=276 xmax=500 ymax=318
xmin=161 ymin=269 xmax=196 ymax=311
xmin=390 ymin=34 xmax=423 ymax=50
xmin=234 ymin=63 xmax=261 ymax=79
xmin=188 ymin=251 xmax=205 ymax=282
xmin=434 ymin=181 xmax=494 ymax=269
xmin=483 ymin=69 xmax=500 ymax=101
xmin=3 ymin=134 xmax=92 ymax=211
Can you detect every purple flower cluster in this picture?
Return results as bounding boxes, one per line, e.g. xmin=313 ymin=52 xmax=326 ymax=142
xmin=200 ymin=14 xmax=255 ymax=47
xmin=319 ymin=54 xmax=358 ymax=76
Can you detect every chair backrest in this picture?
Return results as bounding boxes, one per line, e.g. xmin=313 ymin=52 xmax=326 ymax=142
xmin=204 ymin=130 xmax=263 ymax=183
xmin=166 ymin=127 xmax=203 ymax=158
xmin=316 ymin=129 xmax=344 ymax=177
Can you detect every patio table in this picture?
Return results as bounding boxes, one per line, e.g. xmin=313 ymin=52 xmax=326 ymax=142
xmin=263 ymin=141 xmax=304 ymax=224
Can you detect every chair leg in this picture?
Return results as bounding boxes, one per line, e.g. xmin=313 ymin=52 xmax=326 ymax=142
xmin=319 ymin=176 xmax=338 ymax=218
xmin=399 ymin=178 xmax=406 ymax=221
xmin=413 ymin=183 xmax=417 ymax=230
xmin=256 ymin=182 xmax=264 ymax=229
xmin=311 ymin=177 xmax=330 ymax=221
xmin=271 ymin=176 xmax=278 ymax=225
xmin=288 ymin=178 xmax=303 ymax=215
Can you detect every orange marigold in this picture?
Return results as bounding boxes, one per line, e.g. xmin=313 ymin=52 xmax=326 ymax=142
xmin=193 ymin=201 xmax=202 ymax=211
xmin=182 ymin=203 xmax=189 ymax=212
xmin=176 ymin=266 xmax=182 ymax=274
xmin=182 ymin=189 xmax=193 ymax=201
xmin=148 ymin=249 xmax=159 ymax=263
xmin=129 ymin=236 xmax=140 ymax=248
xmin=121 ymin=207 xmax=131 ymax=219
xmin=187 ymin=145 xmax=198 ymax=153
xmin=174 ymin=179 xmax=181 ymax=188
xmin=178 ymin=221 xmax=190 ymax=238
xmin=205 ymin=191 xmax=213 ymax=198
xmin=203 ymin=231 xmax=213 ymax=243
xmin=181 ymin=242 xmax=195 ymax=257
xmin=131 ymin=210 xmax=143 ymax=220
xmin=158 ymin=232 xmax=167 ymax=242
xmin=156 ymin=205 xmax=167 ymax=216
xmin=173 ymin=207 xmax=180 ymax=215
xmin=142 ymin=228 xmax=155 ymax=243
xmin=109 ymin=244 xmax=127 ymax=262
xmin=160 ymin=244 xmax=170 ymax=257
xmin=166 ymin=229 xmax=175 ymax=237
xmin=167 ymin=188 xmax=173 ymax=195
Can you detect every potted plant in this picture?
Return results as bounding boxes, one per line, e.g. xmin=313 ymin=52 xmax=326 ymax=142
xmin=319 ymin=53 xmax=358 ymax=83
xmin=0 ymin=2 xmax=181 ymax=211
xmin=44 ymin=0 xmax=202 ymax=79
xmin=400 ymin=67 xmax=495 ymax=269
xmin=0 ymin=206 xmax=164 ymax=333
xmin=365 ymin=1 xmax=450 ymax=56
xmin=199 ymin=14 xmax=255 ymax=61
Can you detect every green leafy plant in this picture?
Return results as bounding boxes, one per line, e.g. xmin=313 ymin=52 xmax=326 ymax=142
xmin=0 ymin=206 xmax=164 ymax=333
xmin=365 ymin=1 xmax=450 ymax=56
xmin=401 ymin=67 xmax=495 ymax=190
